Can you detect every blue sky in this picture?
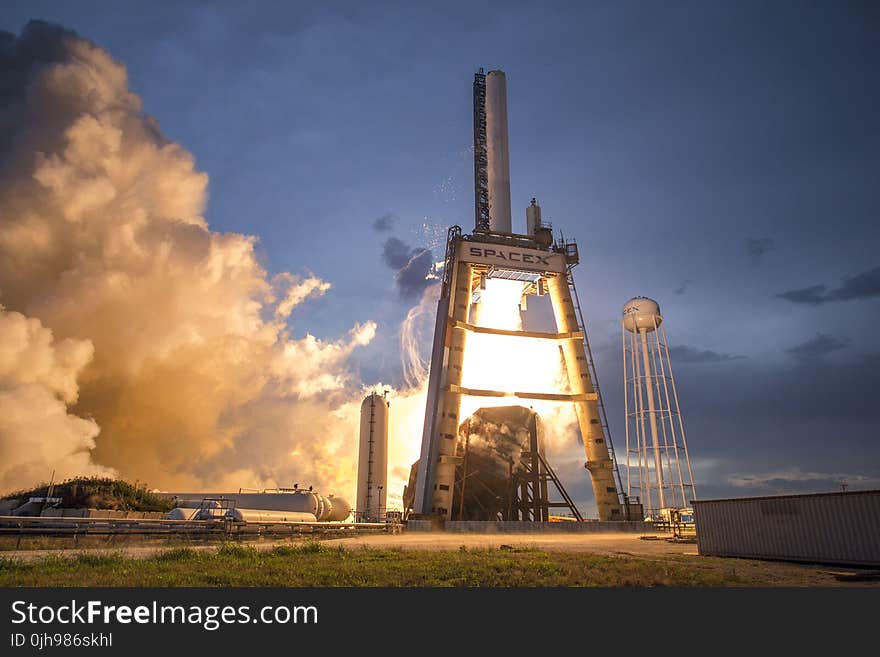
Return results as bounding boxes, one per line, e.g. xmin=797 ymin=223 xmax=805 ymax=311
xmin=2 ymin=1 xmax=878 ymax=502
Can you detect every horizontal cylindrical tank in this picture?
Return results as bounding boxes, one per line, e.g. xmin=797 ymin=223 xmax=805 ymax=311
xmin=622 ymin=297 xmax=662 ymax=333
xmin=167 ymin=491 xmax=351 ymax=521
xmin=165 ymin=507 xmax=208 ymax=520
xmin=325 ymin=495 xmax=352 ymax=522
xmin=226 ymin=509 xmax=317 ymax=523
xmin=173 ymin=499 xmax=221 ymax=509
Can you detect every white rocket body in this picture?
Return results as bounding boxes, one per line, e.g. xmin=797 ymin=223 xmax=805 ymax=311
xmin=486 ymin=71 xmax=512 ymax=233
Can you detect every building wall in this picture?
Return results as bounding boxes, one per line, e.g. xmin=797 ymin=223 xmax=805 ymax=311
xmin=693 ymin=490 xmax=880 ymax=566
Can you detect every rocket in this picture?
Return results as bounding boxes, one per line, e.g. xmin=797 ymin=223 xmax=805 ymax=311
xmin=473 ymin=69 xmax=512 ymax=234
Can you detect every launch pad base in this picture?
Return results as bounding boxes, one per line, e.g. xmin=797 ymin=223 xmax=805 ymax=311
xmin=406 ymin=520 xmax=653 ymax=533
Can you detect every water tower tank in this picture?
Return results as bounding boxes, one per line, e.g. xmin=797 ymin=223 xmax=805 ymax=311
xmin=356 ymin=392 xmax=389 ymax=521
xmin=622 ymin=297 xmax=662 ymax=333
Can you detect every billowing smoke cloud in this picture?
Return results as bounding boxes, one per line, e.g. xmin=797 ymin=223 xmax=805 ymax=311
xmin=382 ymin=237 xmax=416 ymax=270
xmin=399 ymin=283 xmax=440 ymax=387
xmin=381 ymin=236 xmax=437 ymax=298
xmin=0 ymin=21 xmax=376 ymax=496
xmin=372 ymin=213 xmax=397 ymax=232
xmin=0 ymin=307 xmax=114 ymax=490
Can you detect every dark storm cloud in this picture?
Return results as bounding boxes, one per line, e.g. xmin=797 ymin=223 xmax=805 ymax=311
xmin=0 ymin=20 xmax=72 ymax=71
xmin=826 ymin=265 xmax=880 ymax=302
xmin=785 ymin=333 xmax=850 ymax=359
xmin=668 ymin=345 xmax=745 ymax=364
xmin=0 ymin=21 xmax=78 ymax=156
xmin=727 ymin=470 xmax=880 ymax=495
xmin=776 ymin=285 xmax=827 ymax=305
xmin=381 ymin=237 xmax=435 ymax=298
xmin=372 ymin=213 xmax=397 ymax=232
xmin=746 ymin=237 xmax=775 ymax=259
xmin=776 ymin=265 xmax=880 ymax=305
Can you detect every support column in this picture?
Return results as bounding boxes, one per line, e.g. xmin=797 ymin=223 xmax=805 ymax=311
xmin=429 ymin=261 xmax=473 ymax=518
xmin=547 ymin=274 xmax=623 ymax=521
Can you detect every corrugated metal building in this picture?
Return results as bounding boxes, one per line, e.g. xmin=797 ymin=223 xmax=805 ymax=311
xmin=693 ymin=490 xmax=880 ymax=567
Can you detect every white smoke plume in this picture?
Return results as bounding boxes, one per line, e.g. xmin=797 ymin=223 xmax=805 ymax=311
xmin=399 ymin=282 xmax=440 ymax=388
xmin=0 ymin=21 xmax=377 ymax=497
xmin=0 ymin=306 xmax=114 ymax=490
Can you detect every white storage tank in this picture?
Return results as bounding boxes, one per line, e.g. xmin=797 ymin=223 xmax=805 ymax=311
xmin=325 ymin=494 xmax=352 ymax=522
xmin=525 ymin=197 xmax=542 ymax=236
xmin=356 ymin=392 xmax=389 ymax=521
xmin=166 ymin=491 xmax=351 ymax=521
xmin=226 ymin=509 xmax=317 ymax=523
xmin=166 ymin=507 xmax=199 ymax=520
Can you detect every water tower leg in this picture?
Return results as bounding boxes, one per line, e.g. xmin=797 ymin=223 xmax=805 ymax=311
xmin=639 ymin=329 xmax=666 ymax=509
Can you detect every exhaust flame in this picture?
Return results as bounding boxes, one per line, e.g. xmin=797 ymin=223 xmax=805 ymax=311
xmin=460 ymin=278 xmax=579 ymax=452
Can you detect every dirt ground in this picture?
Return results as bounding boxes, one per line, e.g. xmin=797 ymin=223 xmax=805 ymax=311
xmin=1 ymin=531 xmax=694 ymax=561
xmin=327 ymin=531 xmax=699 ymax=556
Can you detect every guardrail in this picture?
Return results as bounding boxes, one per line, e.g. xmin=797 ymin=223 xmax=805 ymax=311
xmin=651 ymin=519 xmax=697 ymax=541
xmin=0 ymin=514 xmax=398 ymax=548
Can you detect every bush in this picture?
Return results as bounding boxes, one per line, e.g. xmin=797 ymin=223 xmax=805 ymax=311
xmin=1 ymin=477 xmax=175 ymax=512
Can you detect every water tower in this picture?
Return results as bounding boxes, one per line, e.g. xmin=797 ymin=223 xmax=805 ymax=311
xmin=622 ymin=297 xmax=696 ymax=517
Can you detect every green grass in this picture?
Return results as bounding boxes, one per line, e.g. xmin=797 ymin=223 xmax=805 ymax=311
xmin=0 ymin=541 xmax=756 ymax=587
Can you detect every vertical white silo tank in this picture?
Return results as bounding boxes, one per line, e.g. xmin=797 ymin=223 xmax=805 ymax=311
xmin=525 ymin=197 xmax=541 ymax=236
xmin=356 ymin=392 xmax=389 ymax=521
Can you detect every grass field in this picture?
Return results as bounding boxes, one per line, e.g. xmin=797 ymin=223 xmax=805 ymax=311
xmin=0 ymin=541 xmax=783 ymax=587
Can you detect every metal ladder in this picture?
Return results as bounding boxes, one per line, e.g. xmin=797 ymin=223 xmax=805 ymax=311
xmin=567 ymin=271 xmax=627 ymax=497
xmin=364 ymin=394 xmax=375 ymax=519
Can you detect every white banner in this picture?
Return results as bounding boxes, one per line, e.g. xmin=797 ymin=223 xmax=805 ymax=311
xmin=458 ymin=243 xmax=567 ymax=273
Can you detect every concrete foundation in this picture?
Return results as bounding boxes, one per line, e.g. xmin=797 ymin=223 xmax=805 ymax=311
xmin=406 ymin=520 xmax=653 ymax=533
xmin=37 ymin=508 xmax=167 ymax=519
